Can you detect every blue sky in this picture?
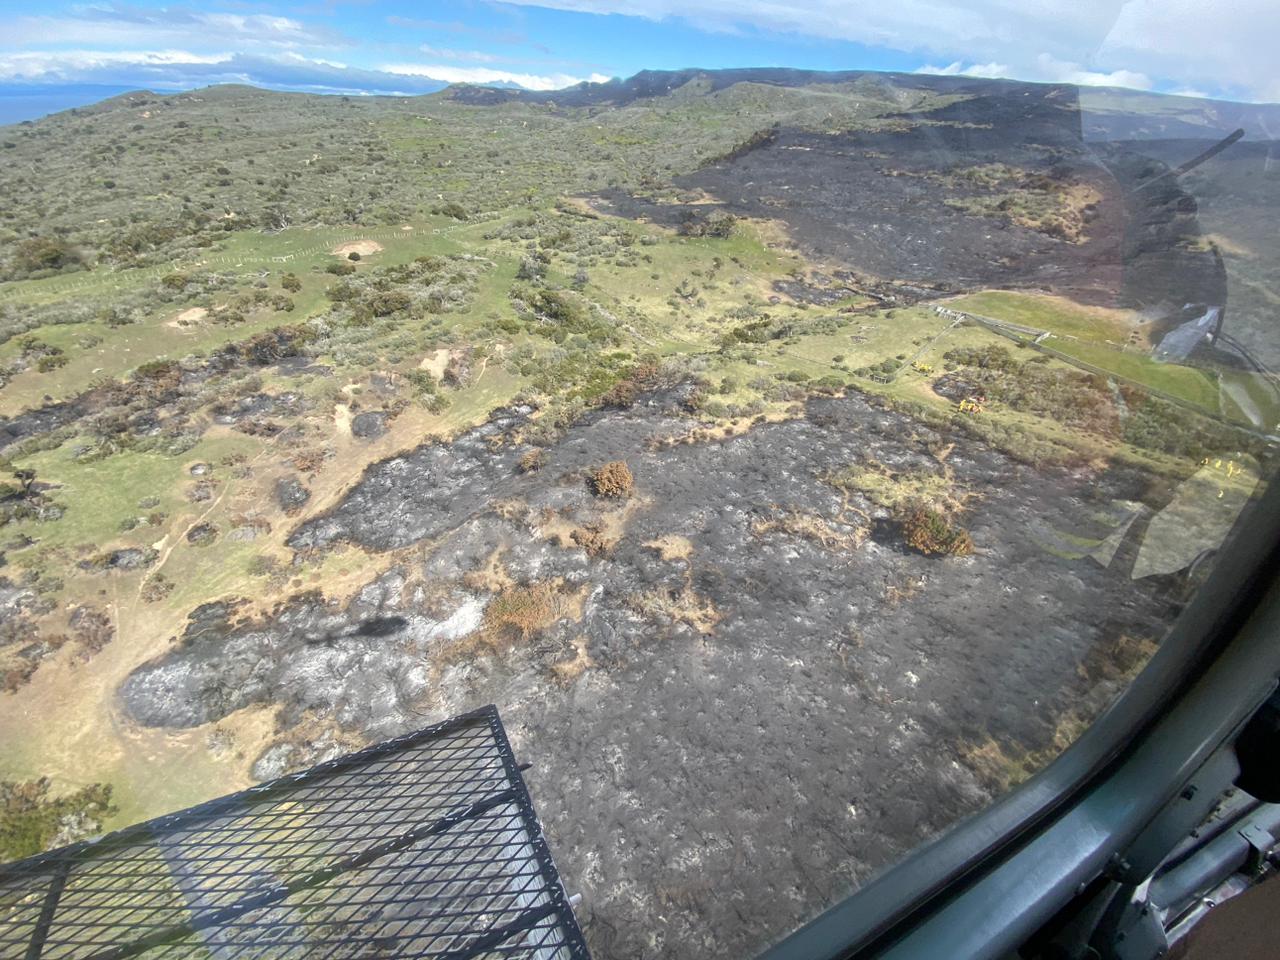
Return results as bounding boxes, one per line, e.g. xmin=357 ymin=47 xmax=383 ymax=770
xmin=0 ymin=0 xmax=1276 ymax=121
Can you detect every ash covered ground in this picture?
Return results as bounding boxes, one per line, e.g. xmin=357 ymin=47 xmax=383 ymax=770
xmin=593 ymin=84 xmax=1238 ymax=328
xmin=120 ymin=389 xmax=1177 ymax=958
xmin=595 ymin=88 xmax=1127 ymax=302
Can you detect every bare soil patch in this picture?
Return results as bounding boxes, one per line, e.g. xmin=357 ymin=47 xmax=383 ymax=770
xmin=167 ymin=307 xmax=207 ymax=329
xmin=418 ymin=348 xmax=452 ymax=378
xmin=330 ymin=240 xmax=383 ymax=258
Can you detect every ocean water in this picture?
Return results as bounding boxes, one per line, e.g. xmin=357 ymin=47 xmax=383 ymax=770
xmin=0 ymin=85 xmax=138 ymax=126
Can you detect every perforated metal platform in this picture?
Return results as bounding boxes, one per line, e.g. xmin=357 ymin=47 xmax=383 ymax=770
xmin=0 ymin=705 xmax=589 ymax=960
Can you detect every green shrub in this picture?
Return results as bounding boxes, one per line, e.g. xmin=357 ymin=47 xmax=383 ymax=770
xmin=0 ymin=779 xmax=115 ymax=861
xmin=898 ymin=501 xmax=974 ymax=557
xmin=368 ymin=290 xmax=412 ymax=316
xmin=943 ymin=345 xmax=1019 ymax=372
xmin=12 ymin=236 xmax=78 ymax=277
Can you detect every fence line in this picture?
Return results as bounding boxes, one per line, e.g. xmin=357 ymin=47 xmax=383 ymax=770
xmin=0 ymin=224 xmax=462 ymax=302
xmin=956 ymin=310 xmax=1275 ymax=442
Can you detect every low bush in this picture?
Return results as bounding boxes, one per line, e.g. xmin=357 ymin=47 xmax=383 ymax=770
xmin=589 ymin=460 xmax=634 ymax=498
xmin=484 ymin=582 xmax=560 ymax=638
xmin=897 ymin=500 xmax=973 ymax=557
xmin=518 ymin=448 xmax=546 ymax=473
xmin=1 ymin=779 xmax=115 ymax=861
xmin=570 ymin=523 xmax=610 ymax=557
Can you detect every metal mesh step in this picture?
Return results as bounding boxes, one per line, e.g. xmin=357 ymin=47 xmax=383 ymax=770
xmin=0 ymin=705 xmax=589 ymax=960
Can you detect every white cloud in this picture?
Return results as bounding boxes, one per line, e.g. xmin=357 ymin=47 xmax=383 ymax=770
xmin=0 ymin=50 xmax=446 ymax=97
xmin=491 ymin=0 xmax=1277 ymax=101
xmin=917 ymin=61 xmax=1010 ymax=80
xmin=0 ymin=44 xmax=609 ymax=95
xmin=1 ymin=0 xmax=1274 ymax=103
xmin=1031 ymin=53 xmax=1151 ymax=90
xmin=278 ymin=51 xmax=349 ymax=70
xmin=917 ymin=54 xmax=1150 ymax=91
xmin=382 ymin=63 xmax=611 ymax=91
xmin=0 ymin=50 xmax=231 ymax=81
xmin=1099 ymin=0 xmax=1280 ymax=102
xmin=3 ymin=6 xmax=345 ymax=52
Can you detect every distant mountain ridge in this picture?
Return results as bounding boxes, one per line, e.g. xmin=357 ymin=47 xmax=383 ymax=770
xmin=6 ymin=68 xmax=1279 ymax=140
xmin=442 ymin=67 xmax=1280 ymax=141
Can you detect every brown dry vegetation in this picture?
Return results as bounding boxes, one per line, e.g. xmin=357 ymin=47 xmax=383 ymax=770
xmin=628 ymin=582 xmax=721 ymax=636
xmin=1079 ymin=633 xmax=1160 ymax=686
xmin=901 ymin=163 xmax=1105 ymax=242
xmin=643 ymin=534 xmax=694 ymax=561
xmin=570 ymin=522 xmax=611 ymax=557
xmin=751 ymin=509 xmax=866 ymax=552
xmin=826 ymin=461 xmax=960 ymax=514
xmin=589 ymin=460 xmax=634 ymax=498
xmin=483 ymin=581 xmax=566 ymax=639
xmin=436 ymin=577 xmax=587 ymax=674
xmin=551 ymin=636 xmax=596 ymax=685
xmin=461 ymin=548 xmax=516 ymax=594
xmin=291 ymin=449 xmax=329 ymax=474
xmin=644 ymin=416 xmax=779 ymax=452
xmin=518 ymin=448 xmax=546 ymax=473
xmin=882 ymin=574 xmax=924 ymax=607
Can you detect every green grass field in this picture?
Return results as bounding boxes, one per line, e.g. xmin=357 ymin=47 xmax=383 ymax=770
xmin=1049 ymin=339 xmax=1222 ymax=409
xmin=947 ymin=289 xmax=1248 ymax=420
xmin=950 ymin=290 xmax=1133 ymax=340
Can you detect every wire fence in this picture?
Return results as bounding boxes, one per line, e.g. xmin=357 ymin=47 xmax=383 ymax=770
xmin=0 ymin=220 xmax=489 ymax=303
xmin=957 ymin=310 xmax=1275 ymax=441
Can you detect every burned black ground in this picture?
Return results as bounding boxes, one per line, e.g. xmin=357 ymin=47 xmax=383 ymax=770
xmin=121 ymin=391 xmax=1177 ymax=958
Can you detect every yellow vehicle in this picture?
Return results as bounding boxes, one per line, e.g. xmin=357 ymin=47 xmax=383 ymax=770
xmin=912 ymin=361 xmax=933 ymax=374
